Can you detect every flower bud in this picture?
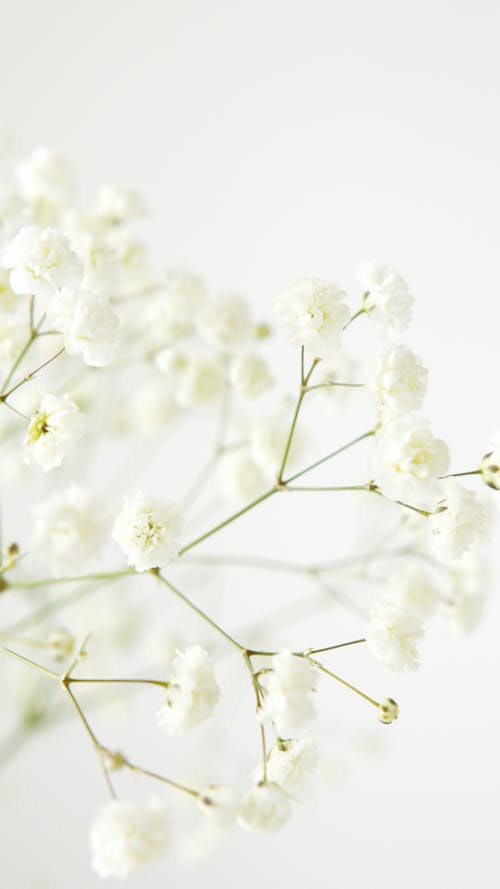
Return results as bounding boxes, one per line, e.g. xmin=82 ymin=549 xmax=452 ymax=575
xmin=47 ymin=627 xmax=75 ymax=661
xmin=378 ymin=697 xmax=399 ymax=724
xmin=480 ymin=451 xmax=500 ymax=490
xmin=102 ymin=749 xmax=126 ymax=771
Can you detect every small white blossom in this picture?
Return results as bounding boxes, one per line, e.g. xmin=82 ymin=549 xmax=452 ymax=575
xmin=445 ymin=552 xmax=487 ymax=634
xmin=112 ymin=490 xmax=183 ymax=571
xmin=358 ymin=263 xmax=413 ymax=336
xmin=255 ymin=732 xmax=319 ymax=795
xmin=17 ymin=147 xmax=73 ymax=222
xmin=373 ymin=415 xmax=449 ymax=501
xmin=70 ymin=233 xmax=119 ymax=294
xmin=229 ymin=352 xmax=274 ymax=397
xmin=366 ymin=600 xmax=425 ymax=671
xmin=33 ymin=484 xmax=107 ymax=574
xmin=259 ymin=651 xmax=316 ymax=736
xmin=156 ymin=645 xmax=220 ymax=734
xmin=175 ymin=353 xmax=225 ymax=407
xmin=219 ymin=450 xmax=268 ymax=502
xmin=90 ymin=798 xmax=169 ymax=879
xmin=23 ymin=393 xmax=85 ymax=472
xmin=95 ymin=184 xmax=146 ymax=225
xmin=2 ymin=225 xmax=82 ymax=302
xmin=369 ymin=344 xmax=427 ymax=414
xmin=47 ymin=627 xmax=75 ymax=661
xmin=48 ymin=287 xmax=119 ymax=366
xmin=148 ymin=270 xmax=206 ymax=342
xmin=428 ymin=479 xmax=488 ymax=562
xmin=275 ymin=278 xmax=349 ymax=357
xmin=386 ymin=564 xmax=439 ymax=619
xmin=237 ymin=782 xmax=291 ymax=833
xmin=197 ymin=293 xmax=252 ymax=353
xmin=197 ymin=785 xmax=238 ymax=828
xmin=250 ymin=411 xmax=304 ymax=478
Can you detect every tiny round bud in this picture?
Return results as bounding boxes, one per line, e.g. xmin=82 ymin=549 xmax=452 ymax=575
xmin=47 ymin=627 xmax=75 ymax=661
xmin=254 ymin=322 xmax=272 ymax=340
xmin=480 ymin=452 xmax=500 ymax=490
xmin=378 ymin=697 xmax=399 ymax=725
xmin=102 ymin=749 xmax=126 ymax=771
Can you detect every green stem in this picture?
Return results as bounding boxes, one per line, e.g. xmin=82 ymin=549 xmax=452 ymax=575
xmin=284 ymin=430 xmax=375 ymax=484
xmin=1 ymin=645 xmax=60 ymax=679
xmin=178 ymin=487 xmax=277 ymax=556
xmin=308 ymin=656 xmax=379 ymax=707
xmin=153 ymin=572 xmax=244 ymax=651
xmin=277 ymin=354 xmax=319 ymax=482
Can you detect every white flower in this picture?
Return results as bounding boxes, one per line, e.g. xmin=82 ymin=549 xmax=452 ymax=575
xmin=229 ymin=352 xmax=274 ymax=397
xmin=112 ymin=491 xmax=183 ymax=571
xmin=427 ymin=479 xmax=488 ymax=562
xmin=148 ymin=270 xmax=206 ymax=342
xmin=175 ymin=353 xmax=225 ymax=407
xmin=156 ymin=645 xmax=220 ymax=734
xmin=386 ymin=564 xmax=439 ymax=619
xmin=275 ymin=278 xmax=349 ymax=356
xmin=357 ymin=263 xmax=413 ymax=336
xmin=70 ymin=233 xmax=119 ymax=294
xmin=94 ymin=184 xmax=146 ymax=225
xmin=369 ymin=344 xmax=427 ymax=414
xmin=255 ymin=732 xmax=319 ymax=795
xmin=250 ymin=411 xmax=304 ymax=478
xmin=373 ymin=415 xmax=449 ymax=501
xmin=47 ymin=627 xmax=75 ymax=661
xmin=90 ymin=798 xmax=169 ymax=879
xmin=33 ymin=484 xmax=106 ymax=574
xmin=48 ymin=287 xmax=119 ymax=366
xmin=366 ymin=600 xmax=425 ymax=671
xmin=197 ymin=293 xmax=252 ymax=353
xmin=1 ymin=225 xmax=83 ymax=302
xmin=219 ymin=450 xmax=268 ymax=502
xmin=445 ymin=552 xmax=487 ymax=634
xmin=237 ymin=783 xmax=291 ymax=832
xmin=259 ymin=652 xmax=316 ymax=736
xmin=23 ymin=393 xmax=85 ymax=472
xmin=197 ymin=785 xmax=238 ymax=828
xmin=480 ymin=429 xmax=500 ymax=490
xmin=17 ymin=147 xmax=73 ymax=222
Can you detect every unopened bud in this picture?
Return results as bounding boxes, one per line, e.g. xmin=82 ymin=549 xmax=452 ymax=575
xmin=480 ymin=451 xmax=500 ymax=490
xmin=378 ymin=697 xmax=399 ymax=724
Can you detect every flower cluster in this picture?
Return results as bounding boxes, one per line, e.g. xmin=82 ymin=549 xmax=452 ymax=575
xmin=0 ymin=142 xmax=497 ymax=883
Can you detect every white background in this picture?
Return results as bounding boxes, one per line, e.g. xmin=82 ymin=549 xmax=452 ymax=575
xmin=1 ymin=2 xmax=499 ymax=887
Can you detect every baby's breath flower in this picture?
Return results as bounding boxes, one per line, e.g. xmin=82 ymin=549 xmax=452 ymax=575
xmin=148 ymin=269 xmax=206 ymax=342
xmin=23 ymin=392 xmax=85 ymax=472
xmin=219 ymin=450 xmax=268 ymax=502
xmin=47 ymin=627 xmax=75 ymax=661
xmin=197 ymin=293 xmax=252 ymax=353
xmin=428 ymin=479 xmax=488 ymax=562
xmin=377 ymin=698 xmax=399 ymax=724
xmin=156 ymin=645 xmax=220 ymax=735
xmin=94 ymin=184 xmax=146 ymax=226
xmin=48 ymin=287 xmax=119 ymax=367
xmin=255 ymin=732 xmax=319 ymax=794
xmin=480 ymin=430 xmax=500 ymax=490
xmin=1 ymin=225 xmax=82 ymax=302
xmin=366 ymin=600 xmax=425 ymax=671
xmin=369 ymin=344 xmax=427 ymax=414
xmin=90 ymin=798 xmax=169 ymax=879
xmin=373 ymin=415 xmax=449 ymax=501
xmin=112 ymin=490 xmax=183 ymax=571
xmin=237 ymin=782 xmax=291 ymax=833
xmin=229 ymin=352 xmax=274 ymax=397
xmin=275 ymin=278 xmax=349 ymax=357
xmin=386 ymin=564 xmax=439 ymax=620
xmin=70 ymin=232 xmax=119 ymax=295
xmin=197 ymin=785 xmax=238 ymax=828
xmin=33 ymin=484 xmax=107 ymax=574
xmin=175 ymin=353 xmax=225 ymax=407
xmin=259 ymin=652 xmax=316 ymax=736
xmin=357 ymin=262 xmax=413 ymax=336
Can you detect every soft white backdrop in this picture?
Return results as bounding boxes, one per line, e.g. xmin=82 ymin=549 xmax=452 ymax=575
xmin=1 ymin=2 xmax=499 ymax=887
